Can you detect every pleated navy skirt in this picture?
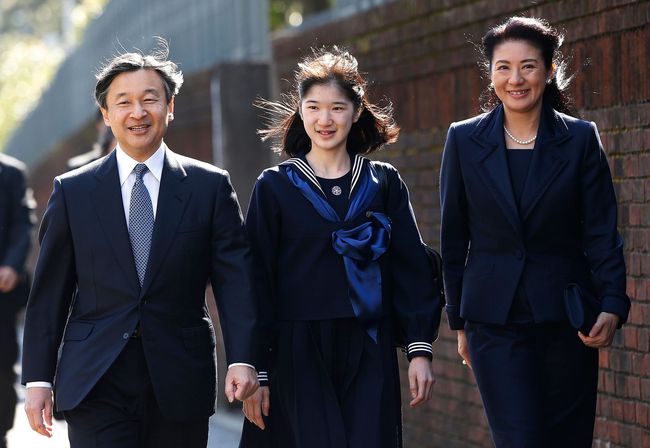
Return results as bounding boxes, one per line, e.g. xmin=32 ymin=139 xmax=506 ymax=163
xmin=239 ymin=317 xmax=402 ymax=448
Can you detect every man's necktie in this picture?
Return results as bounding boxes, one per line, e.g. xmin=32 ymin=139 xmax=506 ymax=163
xmin=129 ymin=163 xmax=154 ymax=286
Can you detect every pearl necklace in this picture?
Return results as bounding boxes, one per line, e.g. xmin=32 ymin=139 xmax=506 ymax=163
xmin=503 ymin=126 xmax=536 ymax=145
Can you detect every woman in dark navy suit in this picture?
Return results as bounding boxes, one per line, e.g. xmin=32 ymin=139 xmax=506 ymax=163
xmin=238 ymin=47 xmax=442 ymax=448
xmin=440 ymin=17 xmax=629 ymax=447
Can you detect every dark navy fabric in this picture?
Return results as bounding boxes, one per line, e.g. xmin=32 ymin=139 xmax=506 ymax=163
xmin=505 ymin=149 xmax=534 ymax=324
xmin=466 ymin=322 xmax=598 ymax=448
xmin=317 ymin=172 xmax=351 ymax=220
xmin=440 ymin=103 xmax=629 ymax=447
xmin=240 ymin=318 xmax=402 ymax=448
xmin=246 ymin=158 xmax=441 ymax=335
xmin=440 ymin=103 xmax=629 ymax=331
xmin=505 ymin=149 xmax=533 ymax=209
xmin=64 ymin=339 xmax=209 ymax=448
xmin=284 ymin=163 xmax=391 ymax=342
xmin=22 ymin=150 xmax=257 ymax=420
xmin=242 ymin=156 xmax=442 ymax=447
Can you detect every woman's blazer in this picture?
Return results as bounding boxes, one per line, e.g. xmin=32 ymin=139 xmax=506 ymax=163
xmin=440 ymin=104 xmax=629 ymax=330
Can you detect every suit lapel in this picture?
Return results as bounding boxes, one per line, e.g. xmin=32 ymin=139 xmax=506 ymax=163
xmin=140 ymin=149 xmax=190 ymax=296
xmin=470 ymin=106 xmax=521 ymax=234
xmin=91 ymin=152 xmax=140 ymax=292
xmin=519 ymin=106 xmax=571 ymax=221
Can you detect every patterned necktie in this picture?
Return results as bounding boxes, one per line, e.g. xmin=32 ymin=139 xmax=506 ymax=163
xmin=129 ymin=163 xmax=154 ymax=286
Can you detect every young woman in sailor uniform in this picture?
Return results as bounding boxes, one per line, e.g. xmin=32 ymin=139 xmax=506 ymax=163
xmin=239 ymin=47 xmax=442 ymax=448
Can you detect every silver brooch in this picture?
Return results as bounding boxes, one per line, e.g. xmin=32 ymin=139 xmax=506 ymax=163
xmin=331 ymin=185 xmax=342 ymax=196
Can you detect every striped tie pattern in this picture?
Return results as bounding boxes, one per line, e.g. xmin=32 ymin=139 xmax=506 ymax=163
xmin=129 ymin=163 xmax=154 ymax=286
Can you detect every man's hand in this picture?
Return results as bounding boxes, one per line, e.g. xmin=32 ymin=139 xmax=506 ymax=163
xmin=579 ymin=312 xmax=620 ymax=348
xmin=24 ymin=387 xmax=53 ymax=437
xmin=0 ymin=266 xmax=18 ymax=293
xmin=243 ymin=386 xmax=270 ymax=430
xmin=457 ymin=329 xmax=472 ymax=369
xmin=408 ymin=356 xmax=435 ymax=408
xmin=225 ymin=365 xmax=259 ymax=403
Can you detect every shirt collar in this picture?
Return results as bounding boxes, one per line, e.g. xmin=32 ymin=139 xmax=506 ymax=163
xmin=115 ymin=142 xmax=166 ymax=186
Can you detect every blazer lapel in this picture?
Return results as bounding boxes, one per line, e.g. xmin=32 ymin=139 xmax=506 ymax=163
xmin=140 ymin=149 xmax=190 ymax=296
xmin=91 ymin=152 xmax=140 ymax=292
xmin=470 ymin=106 xmax=521 ymax=234
xmin=519 ymin=105 xmax=571 ymax=221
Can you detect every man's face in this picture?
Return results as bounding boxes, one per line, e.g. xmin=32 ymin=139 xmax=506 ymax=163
xmin=100 ymin=69 xmax=174 ymax=161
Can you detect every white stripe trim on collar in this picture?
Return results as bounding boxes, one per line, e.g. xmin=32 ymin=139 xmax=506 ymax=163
xmin=282 ymin=157 xmax=326 ymax=196
xmin=349 ymin=154 xmax=365 ymax=198
xmin=282 ymin=154 xmax=367 ymax=199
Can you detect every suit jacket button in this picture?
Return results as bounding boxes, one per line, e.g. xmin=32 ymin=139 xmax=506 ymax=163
xmin=122 ymin=332 xmax=129 ymax=340
xmin=366 ymin=211 xmax=372 ymax=218
xmin=515 ymin=250 xmax=524 ymax=259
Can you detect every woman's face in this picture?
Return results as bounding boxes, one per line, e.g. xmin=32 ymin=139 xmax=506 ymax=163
xmin=300 ymin=81 xmax=360 ymax=155
xmin=490 ymin=39 xmax=551 ymax=116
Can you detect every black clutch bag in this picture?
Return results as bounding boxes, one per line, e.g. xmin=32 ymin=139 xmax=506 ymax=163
xmin=564 ymin=283 xmax=600 ymax=334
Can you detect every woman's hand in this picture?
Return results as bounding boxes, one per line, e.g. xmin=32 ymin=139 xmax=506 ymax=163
xmin=408 ymin=356 xmax=435 ymax=407
xmin=242 ymin=386 xmax=270 ymax=430
xmin=457 ymin=329 xmax=472 ymax=369
xmin=579 ymin=312 xmax=620 ymax=348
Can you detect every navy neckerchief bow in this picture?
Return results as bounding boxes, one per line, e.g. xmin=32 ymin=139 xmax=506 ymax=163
xmin=282 ymin=154 xmax=391 ymax=342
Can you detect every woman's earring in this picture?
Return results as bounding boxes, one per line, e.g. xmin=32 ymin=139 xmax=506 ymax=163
xmin=546 ymin=78 xmax=552 ymax=85
xmin=168 ymin=113 xmax=174 ymax=121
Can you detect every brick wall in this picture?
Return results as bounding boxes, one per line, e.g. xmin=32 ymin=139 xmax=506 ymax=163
xmin=271 ymin=1 xmax=649 ymax=446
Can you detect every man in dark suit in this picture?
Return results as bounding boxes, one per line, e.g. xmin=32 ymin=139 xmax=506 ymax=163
xmin=0 ymin=153 xmax=35 ymax=448
xmin=22 ymin=45 xmax=259 ymax=448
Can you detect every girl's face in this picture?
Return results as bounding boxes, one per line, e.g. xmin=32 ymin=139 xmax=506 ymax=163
xmin=300 ymin=81 xmax=360 ymax=155
xmin=490 ymin=39 xmax=551 ymax=116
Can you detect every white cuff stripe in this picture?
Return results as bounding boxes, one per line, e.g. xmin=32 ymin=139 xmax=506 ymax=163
xmin=407 ymin=342 xmax=433 ymax=354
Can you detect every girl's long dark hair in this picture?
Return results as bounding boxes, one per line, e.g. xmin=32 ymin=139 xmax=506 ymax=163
xmin=479 ymin=16 xmax=578 ymax=117
xmin=256 ymin=47 xmax=400 ymax=157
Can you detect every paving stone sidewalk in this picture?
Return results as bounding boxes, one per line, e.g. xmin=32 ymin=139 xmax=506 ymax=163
xmin=7 ymin=386 xmax=243 ymax=448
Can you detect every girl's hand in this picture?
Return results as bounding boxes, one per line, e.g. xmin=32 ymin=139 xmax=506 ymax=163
xmin=408 ymin=357 xmax=435 ymax=407
xmin=242 ymin=386 xmax=270 ymax=430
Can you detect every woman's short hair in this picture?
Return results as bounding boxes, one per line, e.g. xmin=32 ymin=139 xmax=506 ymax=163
xmin=479 ymin=17 xmax=576 ymax=116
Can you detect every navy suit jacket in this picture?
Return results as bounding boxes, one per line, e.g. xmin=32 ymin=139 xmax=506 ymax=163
xmin=440 ymin=104 xmax=629 ymax=330
xmin=22 ymin=149 xmax=257 ymax=419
